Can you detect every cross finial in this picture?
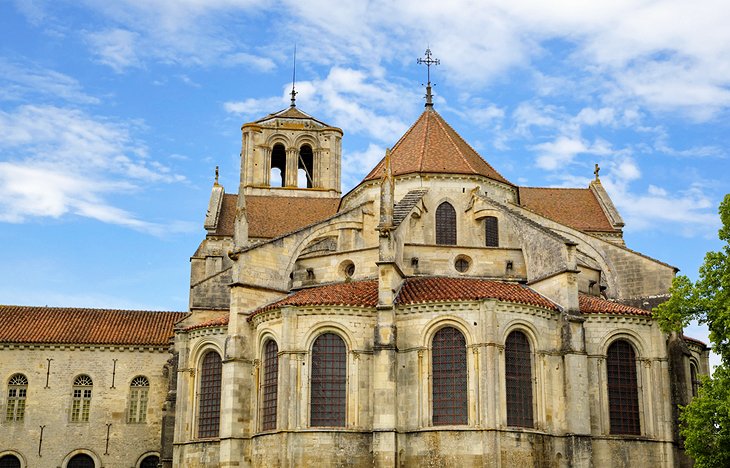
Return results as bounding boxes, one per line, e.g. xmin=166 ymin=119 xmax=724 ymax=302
xmin=417 ymin=48 xmax=440 ymax=107
xmin=594 ymin=163 xmax=600 ymax=181
xmin=290 ymin=45 xmax=297 ymax=107
xmin=214 ymin=166 xmax=220 ymax=186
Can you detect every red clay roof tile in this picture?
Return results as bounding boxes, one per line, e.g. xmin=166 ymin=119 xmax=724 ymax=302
xmin=578 ymin=294 xmax=651 ymax=316
xmin=214 ymin=194 xmax=340 ymax=239
xmin=0 ymin=306 xmax=186 ymax=346
xmin=364 ymin=109 xmax=512 ymax=185
xmin=183 ymin=315 xmax=230 ymax=332
xmin=519 ymin=187 xmax=617 ymax=232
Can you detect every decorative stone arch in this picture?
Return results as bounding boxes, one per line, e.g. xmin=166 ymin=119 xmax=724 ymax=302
xmin=135 ymin=452 xmax=161 ymax=468
xmin=501 ymin=319 xmax=542 ymax=352
xmin=256 ymin=329 xmax=281 ymax=359
xmin=303 ymin=321 xmax=356 ymax=352
xmin=61 ymin=449 xmax=101 ymax=468
xmin=421 ymin=315 xmax=474 ymax=349
xmin=265 ymin=133 xmax=295 ymax=148
xmin=190 ymin=340 xmax=225 ymax=368
xmin=599 ymin=329 xmax=647 ymax=358
xmin=0 ymin=450 xmax=26 ymax=468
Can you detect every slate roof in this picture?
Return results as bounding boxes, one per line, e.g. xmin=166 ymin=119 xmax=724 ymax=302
xmin=519 ymin=187 xmax=618 ymax=233
xmin=363 ymin=109 xmax=512 ymax=185
xmin=213 ymin=194 xmax=340 ymax=239
xmin=0 ymin=306 xmax=186 ymax=346
xmin=578 ymin=294 xmax=651 ymax=316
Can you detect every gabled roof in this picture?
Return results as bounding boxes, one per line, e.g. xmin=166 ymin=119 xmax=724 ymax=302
xmin=363 ymin=108 xmax=512 ymax=185
xmin=519 ymin=187 xmax=619 ymax=233
xmin=253 ymin=106 xmax=335 ymax=128
xmin=212 ymin=194 xmax=340 ymax=239
xmin=0 ymin=306 xmax=186 ymax=346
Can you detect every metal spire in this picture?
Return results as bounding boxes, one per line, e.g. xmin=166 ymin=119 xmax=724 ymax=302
xmin=417 ymin=48 xmax=440 ymax=107
xmin=290 ymin=45 xmax=297 ymax=107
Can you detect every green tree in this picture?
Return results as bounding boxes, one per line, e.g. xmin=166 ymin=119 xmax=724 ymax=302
xmin=654 ymin=193 xmax=730 ymax=468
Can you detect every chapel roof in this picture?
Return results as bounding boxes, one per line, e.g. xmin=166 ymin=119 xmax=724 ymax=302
xmin=213 ymin=194 xmax=340 ymax=239
xmin=519 ymin=187 xmax=619 ymax=233
xmin=363 ymin=108 xmax=512 ymax=185
xmin=0 ymin=305 xmax=186 ymax=346
xmin=252 ymin=106 xmax=336 ymax=129
xmin=578 ymin=294 xmax=651 ymax=316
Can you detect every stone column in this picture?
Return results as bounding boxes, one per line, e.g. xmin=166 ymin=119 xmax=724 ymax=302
xmin=285 ymin=149 xmax=298 ymax=187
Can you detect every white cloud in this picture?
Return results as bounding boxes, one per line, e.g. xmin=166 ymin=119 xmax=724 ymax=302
xmin=532 ymin=136 xmax=613 ymax=170
xmin=341 ymin=143 xmax=386 ymax=191
xmin=0 ymin=58 xmax=99 ymax=104
xmin=86 ymin=28 xmax=141 ymax=72
xmin=0 ymin=105 xmax=186 ymax=232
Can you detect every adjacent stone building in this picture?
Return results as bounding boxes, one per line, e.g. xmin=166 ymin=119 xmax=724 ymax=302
xmin=0 ymin=85 xmax=711 ymax=467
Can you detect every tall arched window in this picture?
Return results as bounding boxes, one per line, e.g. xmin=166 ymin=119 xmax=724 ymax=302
xmin=197 ymin=351 xmax=222 ymax=438
xmin=67 ymin=453 xmax=95 ymax=468
xmin=432 ymin=326 xmax=467 ymax=425
xmin=128 ymin=376 xmax=149 ymax=423
xmin=436 ymin=202 xmax=457 ymax=245
xmin=6 ymin=373 xmax=27 ymax=422
xmin=0 ymin=454 xmax=21 ymax=468
xmin=71 ymin=375 xmax=93 ymax=422
xmin=270 ymin=143 xmax=287 ymax=187
xmin=690 ymin=362 xmax=701 ymax=397
xmin=607 ymin=340 xmax=640 ymax=435
xmin=485 ymin=216 xmax=499 ymax=247
xmin=505 ymin=330 xmax=533 ymax=427
xmin=260 ymin=339 xmax=279 ymax=431
xmin=310 ymin=333 xmax=346 ymax=427
xmin=139 ymin=455 xmax=159 ymax=468
xmin=298 ymin=144 xmax=314 ymax=188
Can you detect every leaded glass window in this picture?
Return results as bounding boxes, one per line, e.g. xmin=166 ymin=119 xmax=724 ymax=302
xmin=197 ymin=351 xmax=222 ymax=438
xmin=432 ymin=327 xmax=467 ymax=425
xmin=485 ymin=216 xmax=499 ymax=247
xmin=310 ymin=333 xmax=346 ymax=427
xmin=436 ymin=202 xmax=457 ymax=245
xmin=261 ymin=340 xmax=279 ymax=431
xmin=505 ymin=331 xmax=533 ymax=427
xmin=607 ymin=340 xmax=640 ymax=435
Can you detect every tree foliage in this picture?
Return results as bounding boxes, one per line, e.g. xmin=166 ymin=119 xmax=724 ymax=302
xmin=653 ymin=193 xmax=730 ymax=467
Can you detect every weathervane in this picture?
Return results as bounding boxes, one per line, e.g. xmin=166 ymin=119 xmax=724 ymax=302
xmin=417 ymin=48 xmax=440 ymax=107
xmin=290 ymin=45 xmax=297 ymax=107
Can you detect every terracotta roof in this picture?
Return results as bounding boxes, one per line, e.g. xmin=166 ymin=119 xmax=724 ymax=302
xmin=519 ymin=187 xmax=617 ymax=232
xmin=251 ymin=280 xmax=379 ymax=318
xmin=683 ymin=334 xmax=708 ymax=349
xmin=0 ymin=306 xmax=186 ymax=346
xmin=578 ymin=294 xmax=651 ymax=316
xmin=250 ymin=277 xmax=559 ymax=319
xmin=363 ymin=109 xmax=512 ymax=185
xmin=213 ymin=194 xmax=340 ymax=239
xmin=212 ymin=193 xmax=237 ymax=236
xmin=183 ymin=315 xmax=229 ymax=332
xmin=397 ymin=277 xmax=558 ymax=309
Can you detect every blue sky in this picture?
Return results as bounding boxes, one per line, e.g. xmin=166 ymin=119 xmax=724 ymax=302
xmin=1 ymin=1 xmax=728 ymax=363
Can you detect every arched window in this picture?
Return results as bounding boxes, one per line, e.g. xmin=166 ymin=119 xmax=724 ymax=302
xmin=6 ymin=373 xmax=28 ymax=422
xmin=298 ymin=144 xmax=314 ymax=188
xmin=435 ymin=202 xmax=457 ymax=245
xmin=505 ymin=330 xmax=533 ymax=427
xmin=485 ymin=216 xmax=499 ymax=247
xmin=139 ymin=455 xmax=159 ymax=468
xmin=128 ymin=376 xmax=149 ymax=423
xmin=260 ymin=339 xmax=279 ymax=431
xmin=607 ymin=340 xmax=640 ymax=435
xmin=432 ymin=326 xmax=467 ymax=425
xmin=270 ymin=143 xmax=287 ymax=187
xmin=71 ymin=375 xmax=93 ymax=422
xmin=67 ymin=453 xmax=95 ymax=468
xmin=310 ymin=333 xmax=346 ymax=427
xmin=197 ymin=351 xmax=222 ymax=438
xmin=0 ymin=454 xmax=21 ymax=468
xmin=690 ymin=362 xmax=700 ymax=397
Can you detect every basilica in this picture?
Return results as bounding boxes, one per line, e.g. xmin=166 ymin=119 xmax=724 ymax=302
xmin=0 ymin=74 xmax=710 ymax=467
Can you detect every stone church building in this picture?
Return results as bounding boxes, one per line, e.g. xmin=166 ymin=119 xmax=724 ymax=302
xmin=0 ymin=81 xmax=711 ymax=467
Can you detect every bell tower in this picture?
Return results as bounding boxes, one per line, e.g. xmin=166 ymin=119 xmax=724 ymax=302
xmin=238 ymin=99 xmax=343 ymax=199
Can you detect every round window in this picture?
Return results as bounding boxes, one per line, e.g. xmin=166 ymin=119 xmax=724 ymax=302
xmin=454 ymin=256 xmax=471 ymax=273
xmin=340 ymin=260 xmax=355 ymax=278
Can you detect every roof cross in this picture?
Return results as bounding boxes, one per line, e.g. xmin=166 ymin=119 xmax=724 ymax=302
xmin=290 ymin=45 xmax=297 ymax=107
xmin=417 ymin=48 xmax=440 ymax=107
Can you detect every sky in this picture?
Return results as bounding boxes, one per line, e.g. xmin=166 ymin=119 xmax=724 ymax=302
xmin=1 ymin=1 xmax=728 ymax=365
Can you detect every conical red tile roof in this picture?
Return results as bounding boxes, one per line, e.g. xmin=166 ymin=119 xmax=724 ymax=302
xmin=363 ymin=108 xmax=512 ymax=185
